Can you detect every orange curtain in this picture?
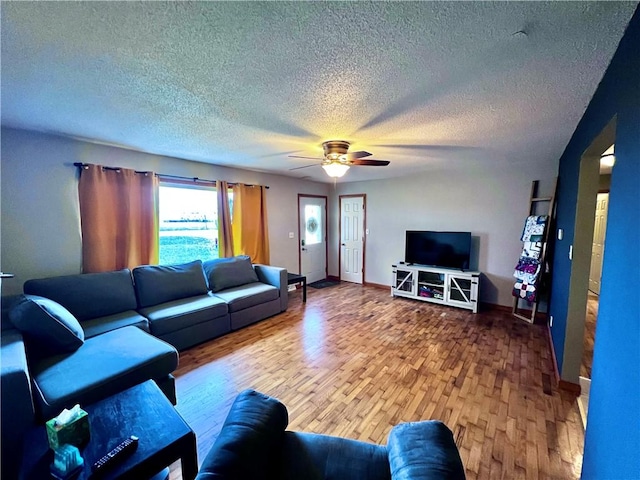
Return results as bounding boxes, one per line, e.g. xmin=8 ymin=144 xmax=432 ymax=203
xmin=78 ymin=164 xmax=159 ymax=273
xmin=232 ymin=184 xmax=270 ymax=264
xmin=216 ymin=180 xmax=234 ymax=258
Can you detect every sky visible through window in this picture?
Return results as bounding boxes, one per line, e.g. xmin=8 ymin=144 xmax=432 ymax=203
xmin=159 ymin=184 xmax=219 ymax=265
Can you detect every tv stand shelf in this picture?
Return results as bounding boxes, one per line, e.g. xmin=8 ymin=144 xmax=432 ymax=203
xmin=392 ymin=263 xmax=480 ymax=313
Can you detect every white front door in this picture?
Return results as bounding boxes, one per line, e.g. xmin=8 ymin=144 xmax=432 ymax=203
xmin=299 ymin=196 xmax=327 ymax=284
xmin=589 ymin=193 xmax=609 ymax=294
xmin=340 ymin=195 xmax=365 ymax=284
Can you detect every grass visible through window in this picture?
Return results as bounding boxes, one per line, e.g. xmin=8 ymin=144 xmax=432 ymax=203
xmin=159 ymin=184 xmax=219 ymax=265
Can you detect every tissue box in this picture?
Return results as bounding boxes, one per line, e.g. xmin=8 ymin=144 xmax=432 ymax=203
xmin=46 ymin=409 xmax=90 ymax=449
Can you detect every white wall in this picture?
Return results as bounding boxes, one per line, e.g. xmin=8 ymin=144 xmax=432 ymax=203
xmin=2 ymin=126 xmax=558 ymax=306
xmin=330 ymin=168 xmax=557 ymax=306
xmin=0 ymin=127 xmax=328 ymax=295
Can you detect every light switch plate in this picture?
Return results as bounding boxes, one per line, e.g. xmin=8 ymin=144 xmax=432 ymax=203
xmin=288 ymin=232 xmax=294 ymax=239
xmin=365 ymin=229 xmax=370 ymax=235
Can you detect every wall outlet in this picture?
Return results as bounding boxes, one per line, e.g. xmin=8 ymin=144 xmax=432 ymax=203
xmin=550 ymin=315 xmax=554 ymax=327
xmin=288 ymin=232 xmax=294 ymax=239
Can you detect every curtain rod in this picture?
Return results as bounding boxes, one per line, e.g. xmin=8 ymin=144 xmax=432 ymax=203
xmin=73 ymin=163 xmax=269 ymax=189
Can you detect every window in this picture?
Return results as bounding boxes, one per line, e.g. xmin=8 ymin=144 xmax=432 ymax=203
xmin=158 ymin=183 xmax=228 ymax=265
xmin=304 ymin=204 xmax=322 ymax=245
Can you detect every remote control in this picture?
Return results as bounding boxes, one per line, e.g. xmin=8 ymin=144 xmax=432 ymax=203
xmin=91 ymin=435 xmax=139 ymax=474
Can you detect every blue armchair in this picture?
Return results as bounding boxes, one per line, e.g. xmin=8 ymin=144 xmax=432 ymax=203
xmin=197 ymin=389 xmax=466 ymax=480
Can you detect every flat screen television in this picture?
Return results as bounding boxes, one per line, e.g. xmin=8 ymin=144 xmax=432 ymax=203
xmin=405 ymin=231 xmax=471 ymax=270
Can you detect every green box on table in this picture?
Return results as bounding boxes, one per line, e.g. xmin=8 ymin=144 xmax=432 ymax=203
xmin=45 ymin=409 xmax=90 ymax=449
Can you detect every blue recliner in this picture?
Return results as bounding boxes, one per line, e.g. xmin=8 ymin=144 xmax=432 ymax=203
xmin=196 ymin=389 xmax=466 ymax=480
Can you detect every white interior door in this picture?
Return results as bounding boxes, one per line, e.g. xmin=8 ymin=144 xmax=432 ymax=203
xmin=340 ymin=195 xmax=364 ymax=284
xmin=589 ymin=193 xmax=609 ymax=294
xmin=299 ymin=196 xmax=327 ymax=284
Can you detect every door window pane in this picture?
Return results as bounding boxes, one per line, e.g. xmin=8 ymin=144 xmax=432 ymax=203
xmin=305 ymin=205 xmax=322 ymax=245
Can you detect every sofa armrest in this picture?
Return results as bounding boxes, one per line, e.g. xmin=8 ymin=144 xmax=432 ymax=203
xmin=197 ymin=389 xmax=289 ymax=479
xmin=387 ymin=421 xmax=465 ymax=480
xmin=1 ymin=330 xmax=36 ymax=478
xmin=254 ymin=265 xmax=288 ymax=312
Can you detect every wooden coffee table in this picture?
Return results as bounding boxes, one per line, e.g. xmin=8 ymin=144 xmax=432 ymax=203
xmin=22 ymin=380 xmax=198 ymax=479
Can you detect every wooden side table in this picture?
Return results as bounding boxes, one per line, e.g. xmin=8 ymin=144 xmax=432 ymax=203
xmin=287 ymin=272 xmax=307 ymax=302
xmin=22 ymin=381 xmax=197 ymax=479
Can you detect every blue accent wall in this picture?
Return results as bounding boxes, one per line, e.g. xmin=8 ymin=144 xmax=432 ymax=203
xmin=548 ymin=7 xmax=639 ymax=477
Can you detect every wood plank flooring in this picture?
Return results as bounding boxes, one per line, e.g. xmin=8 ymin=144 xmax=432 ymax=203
xmin=580 ymin=292 xmax=598 ymax=379
xmin=170 ymin=283 xmax=584 ymax=479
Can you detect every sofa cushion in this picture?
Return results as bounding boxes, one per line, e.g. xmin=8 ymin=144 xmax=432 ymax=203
xmin=203 ymin=256 xmax=259 ymax=293
xmin=24 ymin=270 xmax=137 ymax=321
xmin=212 ymin=283 xmax=279 ymax=313
xmin=81 ymin=311 xmax=150 ymax=339
xmin=29 ymin=326 xmax=178 ymax=419
xmin=8 ymin=295 xmax=84 ymax=354
xmin=140 ymin=293 xmax=228 ymax=337
xmin=279 ymin=432 xmax=391 ymax=480
xmin=133 ymin=260 xmax=209 ymax=308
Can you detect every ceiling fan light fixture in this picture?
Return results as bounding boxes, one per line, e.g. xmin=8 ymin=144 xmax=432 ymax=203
xmin=326 ymin=152 xmax=346 ymax=162
xmin=322 ymin=162 xmax=350 ymax=178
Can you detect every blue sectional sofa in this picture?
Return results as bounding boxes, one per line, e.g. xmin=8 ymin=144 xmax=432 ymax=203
xmin=1 ymin=256 xmax=288 ymax=477
xmin=22 ymin=256 xmax=288 ymax=351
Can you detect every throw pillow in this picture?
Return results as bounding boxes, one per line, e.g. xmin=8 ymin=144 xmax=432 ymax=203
xmin=132 ymin=260 xmax=209 ymax=308
xmin=8 ymin=294 xmax=85 ymax=354
xmin=203 ymin=256 xmax=259 ymax=292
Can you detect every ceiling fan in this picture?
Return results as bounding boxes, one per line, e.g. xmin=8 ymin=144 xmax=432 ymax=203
xmin=289 ymin=140 xmax=390 ymax=178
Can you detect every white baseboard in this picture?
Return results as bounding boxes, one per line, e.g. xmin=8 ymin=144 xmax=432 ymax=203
xmin=577 ymin=376 xmax=591 ymax=429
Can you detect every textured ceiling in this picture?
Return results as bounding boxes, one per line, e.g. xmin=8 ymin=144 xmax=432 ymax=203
xmin=1 ymin=2 xmax=637 ymax=183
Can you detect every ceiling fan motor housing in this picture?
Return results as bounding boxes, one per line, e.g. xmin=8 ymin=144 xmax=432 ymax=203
xmin=322 ymin=140 xmax=351 ymax=163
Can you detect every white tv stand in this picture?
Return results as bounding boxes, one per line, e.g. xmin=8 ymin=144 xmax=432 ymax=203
xmin=391 ymin=263 xmax=480 ymax=313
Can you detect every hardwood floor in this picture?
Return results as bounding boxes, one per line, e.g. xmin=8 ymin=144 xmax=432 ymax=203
xmin=580 ymin=292 xmax=598 ymax=379
xmin=170 ymin=283 xmax=584 ymax=479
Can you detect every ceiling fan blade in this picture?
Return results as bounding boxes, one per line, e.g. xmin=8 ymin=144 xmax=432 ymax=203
xmin=289 ymin=163 xmax=318 ymax=171
xmin=346 ymin=150 xmax=372 ymax=160
xmin=350 ymin=159 xmax=390 ymax=166
xmin=259 ymin=150 xmax=305 ymax=159
xmin=288 ymin=155 xmax=322 ymax=160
